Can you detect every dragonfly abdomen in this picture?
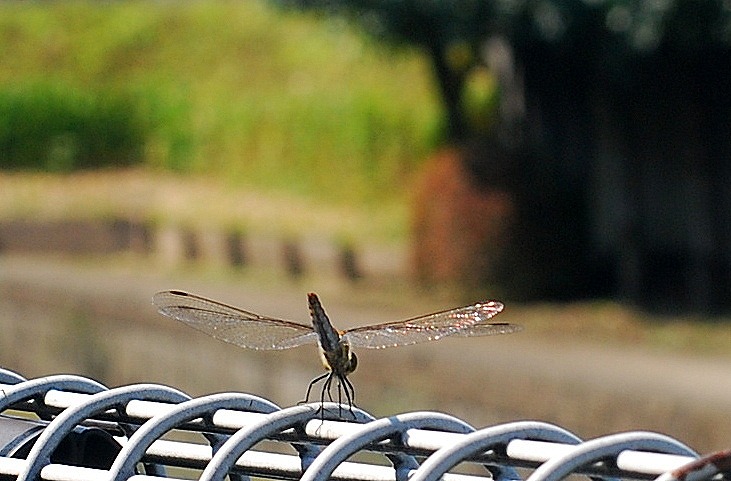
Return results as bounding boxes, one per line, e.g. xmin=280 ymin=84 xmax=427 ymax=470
xmin=307 ymin=293 xmax=341 ymax=353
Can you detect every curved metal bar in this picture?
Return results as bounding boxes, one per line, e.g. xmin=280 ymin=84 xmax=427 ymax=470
xmin=0 ymin=368 xmax=26 ymax=385
xmin=299 ymin=401 xmax=377 ymax=442
xmin=108 ymin=392 xmax=280 ymax=481
xmin=410 ymin=421 xmax=584 ymax=481
xmin=16 ymin=383 xmax=188 ymax=481
xmin=310 ymin=401 xmax=378 ymax=425
xmin=525 ymin=432 xmax=699 ymax=481
xmin=199 ymin=401 xmax=376 ymax=481
xmin=302 ymin=402 xmax=378 ymax=457
xmin=199 ymin=404 xmax=324 ymax=481
xmin=0 ymin=375 xmax=107 ymax=414
xmin=300 ymin=411 xmax=475 ymax=481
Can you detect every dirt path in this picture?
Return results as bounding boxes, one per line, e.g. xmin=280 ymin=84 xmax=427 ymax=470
xmin=1 ymin=254 xmax=730 ymax=452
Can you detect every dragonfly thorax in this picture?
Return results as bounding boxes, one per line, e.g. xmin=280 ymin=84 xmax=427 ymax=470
xmin=318 ymin=341 xmax=358 ymax=376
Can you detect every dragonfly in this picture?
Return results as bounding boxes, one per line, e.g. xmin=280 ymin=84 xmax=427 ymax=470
xmin=152 ymin=290 xmax=521 ymax=414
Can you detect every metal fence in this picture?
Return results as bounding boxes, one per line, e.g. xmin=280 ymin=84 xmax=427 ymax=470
xmin=0 ymin=368 xmax=727 ymax=481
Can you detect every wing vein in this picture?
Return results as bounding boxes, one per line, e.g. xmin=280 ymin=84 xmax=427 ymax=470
xmin=152 ymin=290 xmax=317 ymax=350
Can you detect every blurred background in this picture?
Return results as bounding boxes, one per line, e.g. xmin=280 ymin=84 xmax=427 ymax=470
xmin=1 ymin=0 xmax=731 ymax=453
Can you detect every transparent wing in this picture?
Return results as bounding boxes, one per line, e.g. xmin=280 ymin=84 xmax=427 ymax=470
xmin=342 ymin=301 xmax=518 ymax=349
xmin=452 ymin=321 xmax=523 ymax=337
xmin=152 ymin=290 xmax=318 ymax=350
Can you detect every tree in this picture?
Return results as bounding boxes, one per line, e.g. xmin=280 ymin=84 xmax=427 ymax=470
xmin=278 ymin=0 xmax=498 ymax=140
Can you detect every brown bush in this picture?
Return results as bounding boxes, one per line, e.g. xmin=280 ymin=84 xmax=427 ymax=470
xmin=411 ymin=147 xmax=515 ymax=291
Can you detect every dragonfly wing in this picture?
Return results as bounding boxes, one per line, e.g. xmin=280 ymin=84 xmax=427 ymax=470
xmin=343 ymin=301 xmax=515 ymax=349
xmin=152 ymin=290 xmax=318 ymax=350
xmin=452 ymin=322 xmax=523 ymax=337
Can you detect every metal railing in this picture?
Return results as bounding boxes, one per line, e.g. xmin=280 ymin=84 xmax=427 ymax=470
xmin=0 ymin=368 xmax=727 ymax=481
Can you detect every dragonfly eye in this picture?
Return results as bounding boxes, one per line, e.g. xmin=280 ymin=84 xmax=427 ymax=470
xmin=347 ymin=351 xmax=358 ymax=374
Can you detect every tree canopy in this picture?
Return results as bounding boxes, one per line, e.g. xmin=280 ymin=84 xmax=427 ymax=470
xmin=280 ymin=0 xmax=731 ymax=140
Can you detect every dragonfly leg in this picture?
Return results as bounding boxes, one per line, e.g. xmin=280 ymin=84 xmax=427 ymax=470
xmin=299 ymin=371 xmax=329 ymax=405
xmin=323 ymin=372 xmax=335 ymax=403
xmin=336 ymin=379 xmax=343 ymax=417
xmin=342 ymin=375 xmax=356 ymax=405
xmin=317 ymin=372 xmax=338 ymax=420
xmin=338 ymin=373 xmax=357 ymax=418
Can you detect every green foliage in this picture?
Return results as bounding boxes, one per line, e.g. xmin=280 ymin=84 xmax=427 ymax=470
xmin=0 ymin=83 xmax=141 ymax=171
xmin=277 ymin=0 xmax=494 ymax=51
xmin=0 ymin=82 xmax=193 ymax=172
xmin=0 ymin=1 xmax=440 ymax=204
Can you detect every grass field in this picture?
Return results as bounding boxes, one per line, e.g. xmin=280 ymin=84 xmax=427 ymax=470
xmin=0 ymin=0 xmax=441 ymax=208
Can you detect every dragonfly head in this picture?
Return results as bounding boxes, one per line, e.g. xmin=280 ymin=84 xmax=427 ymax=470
xmin=346 ymin=349 xmax=358 ymax=374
